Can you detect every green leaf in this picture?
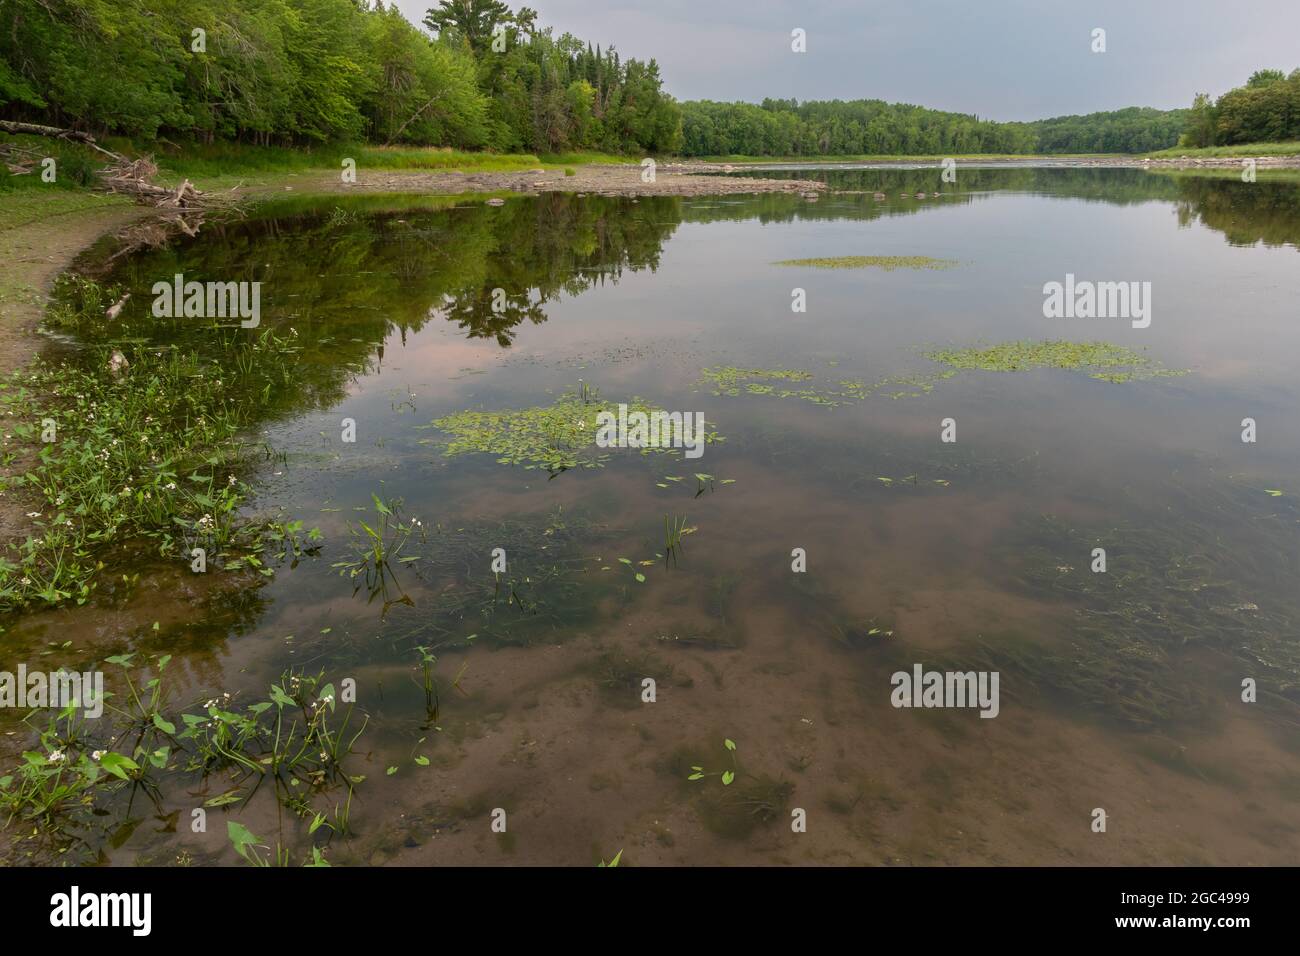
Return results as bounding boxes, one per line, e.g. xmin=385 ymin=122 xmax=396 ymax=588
xmin=98 ymin=752 xmax=140 ymax=780
xmin=414 ymin=755 xmax=430 ymax=766
xmin=152 ymin=713 xmax=176 ymax=735
xmin=204 ymin=790 xmax=245 ymax=808
xmin=721 ymin=771 xmax=735 ymax=786
xmin=227 ymin=820 xmax=262 ymax=863
xmin=723 ymin=738 xmax=736 ymax=751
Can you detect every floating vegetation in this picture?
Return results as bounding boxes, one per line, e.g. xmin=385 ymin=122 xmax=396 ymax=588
xmin=700 ymin=367 xmax=813 ymax=395
xmin=925 ymin=340 xmax=1187 ymax=383
xmin=773 ymin=255 xmax=958 ymax=271
xmin=699 ymin=365 xmax=955 ymax=406
xmin=868 ymin=475 xmax=950 ymax=489
xmin=698 ymin=340 xmax=1185 ymax=412
xmin=423 ymin=387 xmax=720 ymax=474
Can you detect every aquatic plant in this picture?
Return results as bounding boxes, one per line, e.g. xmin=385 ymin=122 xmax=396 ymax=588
xmin=0 ymin=331 xmax=321 ymax=611
xmin=688 ymin=738 xmax=738 ymax=787
xmin=984 ymin=507 xmax=1300 ymax=728
xmin=0 ymin=700 xmax=136 ymax=836
xmin=773 ymin=256 xmax=958 ymax=270
xmin=424 ymin=388 xmax=719 ymax=474
xmin=333 ymin=495 xmax=421 ymax=593
xmin=0 ymin=656 xmax=367 ymax=864
xmin=664 ymin=514 xmax=690 ymax=565
xmin=228 ymin=821 xmax=331 ymax=867
xmin=699 ymin=339 xmax=1185 ymax=413
xmin=924 ymin=340 xmax=1187 ymax=382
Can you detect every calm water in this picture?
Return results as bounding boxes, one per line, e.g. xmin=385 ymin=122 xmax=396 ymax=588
xmin=6 ymin=166 xmax=1300 ymax=865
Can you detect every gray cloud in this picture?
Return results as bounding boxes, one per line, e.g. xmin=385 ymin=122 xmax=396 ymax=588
xmin=391 ymin=0 xmax=1300 ymax=119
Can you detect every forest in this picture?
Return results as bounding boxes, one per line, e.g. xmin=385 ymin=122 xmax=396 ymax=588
xmin=1181 ymin=69 xmax=1300 ymax=147
xmin=0 ymin=1 xmax=1290 ymax=159
xmin=677 ymin=100 xmax=1188 ymax=157
xmin=0 ymin=0 xmax=683 ymax=155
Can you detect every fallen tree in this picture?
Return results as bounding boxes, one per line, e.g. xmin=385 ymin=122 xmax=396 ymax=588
xmin=1 ymin=121 xmax=216 ymax=210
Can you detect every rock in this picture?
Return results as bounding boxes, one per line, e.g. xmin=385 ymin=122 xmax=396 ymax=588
xmin=872 ymin=192 xmax=886 ymax=200
xmin=486 ymin=198 xmax=505 ymax=206
xmin=108 ymin=350 xmax=129 ymax=376
xmin=104 ymin=292 xmax=130 ymax=320
xmin=915 ymin=191 xmax=927 ymax=199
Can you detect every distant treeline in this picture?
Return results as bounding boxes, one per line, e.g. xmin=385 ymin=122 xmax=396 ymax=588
xmin=678 ymin=100 xmax=1187 ymax=156
xmin=0 ymin=0 xmax=682 ymax=154
xmin=1 ymin=1 xmax=1290 ymax=161
xmin=1182 ymin=69 xmax=1300 ymax=147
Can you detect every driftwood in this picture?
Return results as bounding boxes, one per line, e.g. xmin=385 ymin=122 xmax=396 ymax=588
xmin=1 ymin=120 xmax=223 ymax=212
xmin=0 ymin=120 xmax=125 ymax=160
xmin=98 ymin=155 xmax=205 ymax=208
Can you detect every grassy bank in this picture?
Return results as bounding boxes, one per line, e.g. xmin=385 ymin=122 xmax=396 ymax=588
xmin=145 ymin=143 xmax=629 ymax=190
xmin=1146 ymin=141 xmax=1300 ymax=158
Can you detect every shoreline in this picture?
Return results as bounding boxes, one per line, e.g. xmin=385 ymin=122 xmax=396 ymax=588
xmin=232 ymin=163 xmax=830 ymax=199
xmin=670 ymin=155 xmax=1300 ymax=171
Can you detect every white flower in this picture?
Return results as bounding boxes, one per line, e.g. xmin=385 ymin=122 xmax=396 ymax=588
xmin=49 ymin=750 xmax=65 ymax=763
xmin=91 ymin=750 xmax=105 ymax=761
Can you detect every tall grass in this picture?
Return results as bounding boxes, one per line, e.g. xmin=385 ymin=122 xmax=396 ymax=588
xmin=151 ymin=141 xmax=632 ymax=183
xmin=1146 ymin=141 xmax=1300 ymax=158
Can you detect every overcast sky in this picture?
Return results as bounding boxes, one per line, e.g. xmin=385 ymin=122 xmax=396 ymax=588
xmin=389 ymin=0 xmax=1300 ymax=120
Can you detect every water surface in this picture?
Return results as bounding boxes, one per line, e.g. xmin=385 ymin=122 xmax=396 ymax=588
xmin=7 ymin=166 xmax=1300 ymax=866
